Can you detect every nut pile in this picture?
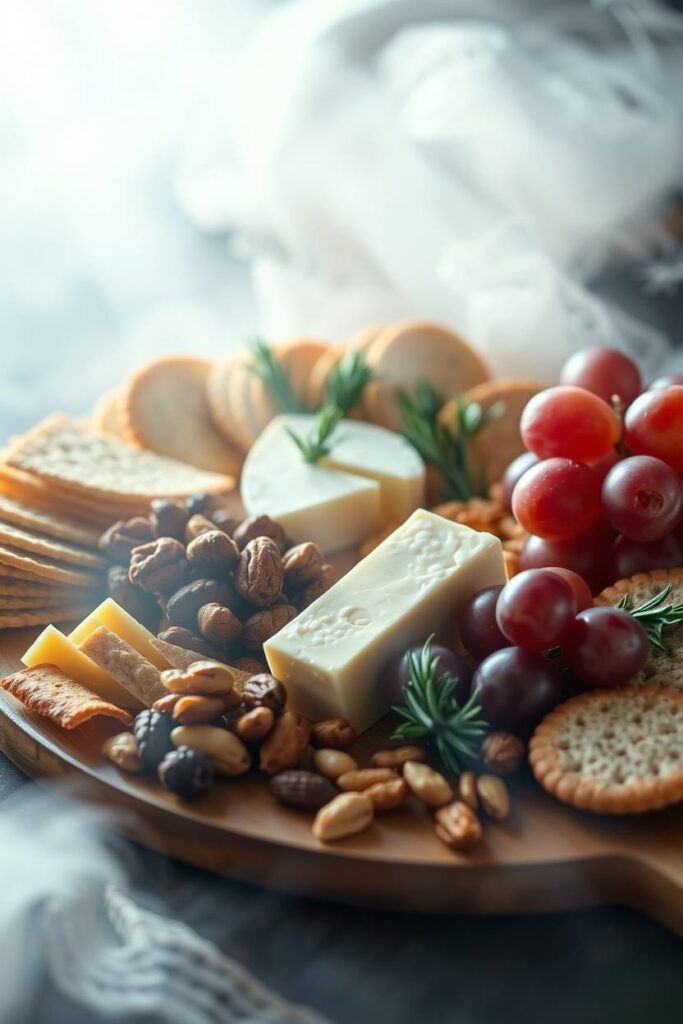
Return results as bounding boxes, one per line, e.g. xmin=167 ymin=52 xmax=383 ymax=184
xmin=103 ymin=656 xmax=521 ymax=853
xmin=99 ymin=496 xmax=333 ymax=665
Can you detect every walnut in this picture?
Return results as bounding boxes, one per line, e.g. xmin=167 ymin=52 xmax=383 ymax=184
xmin=128 ymin=538 xmax=188 ymax=593
xmin=282 ymin=542 xmax=324 ymax=590
xmin=186 ymin=529 xmax=239 ymax=574
xmin=234 ymin=537 xmax=283 ymax=607
xmin=241 ymin=605 xmax=297 ymax=649
xmin=149 ymin=499 xmax=189 ymax=541
xmin=197 ymin=602 xmax=242 ymax=645
xmin=481 ymin=732 xmax=525 ymax=775
xmin=232 ymin=514 xmax=286 ymax=552
xmin=99 ymin=516 xmax=153 ymax=561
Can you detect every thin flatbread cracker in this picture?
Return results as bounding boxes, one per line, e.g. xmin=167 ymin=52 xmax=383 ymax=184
xmin=0 ymin=664 xmax=131 ymax=728
xmin=0 ymin=604 xmax=95 ymax=627
xmin=0 ymin=595 xmax=93 ymax=610
xmin=0 ymin=494 xmax=100 ymax=546
xmin=150 ymin=636 xmax=251 ymax=690
xmin=0 ymin=542 xmax=98 ymax=586
xmin=0 ymin=522 xmax=104 ymax=569
xmin=0 ymin=576 xmax=74 ymax=597
xmin=79 ymin=626 xmax=165 ymax=706
xmin=5 ymin=414 xmax=233 ymax=500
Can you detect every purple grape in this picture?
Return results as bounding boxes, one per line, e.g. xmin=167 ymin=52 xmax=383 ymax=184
xmin=472 ymin=647 xmax=562 ymax=735
xmin=383 ymin=644 xmax=471 ymax=707
xmin=459 ymin=585 xmax=509 ymax=660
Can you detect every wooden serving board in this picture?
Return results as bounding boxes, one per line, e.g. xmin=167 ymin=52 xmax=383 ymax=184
xmin=1 ymin=631 xmax=683 ymax=933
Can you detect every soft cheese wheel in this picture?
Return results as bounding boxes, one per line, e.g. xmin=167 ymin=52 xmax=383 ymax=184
xmin=265 ymin=510 xmax=506 ymax=732
xmin=122 ymin=356 xmax=242 ymax=476
xmin=439 ymin=378 xmax=544 ymax=486
xmin=362 ymin=321 xmax=490 ymax=432
xmin=241 ymin=414 xmax=425 ymax=552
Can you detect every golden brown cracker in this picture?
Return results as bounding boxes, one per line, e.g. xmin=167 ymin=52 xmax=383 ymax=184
xmin=0 ymin=494 xmax=100 ymax=547
xmin=1 ymin=664 xmax=132 ymax=728
xmin=0 ymin=541 xmax=99 ymax=587
xmin=0 ymin=521 xmax=104 ymax=569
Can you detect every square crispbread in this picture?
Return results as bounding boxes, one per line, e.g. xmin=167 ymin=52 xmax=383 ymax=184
xmin=594 ymin=568 xmax=683 ymax=693
xmin=0 ymin=542 xmax=99 ymax=587
xmin=530 ymin=686 xmax=683 ymax=814
xmin=78 ymin=626 xmax=164 ymax=707
xmin=4 ymin=414 xmax=233 ymax=501
xmin=0 ymin=664 xmax=131 ymax=729
xmin=0 ymin=521 xmax=105 ymax=569
xmin=0 ymin=494 xmax=100 ymax=546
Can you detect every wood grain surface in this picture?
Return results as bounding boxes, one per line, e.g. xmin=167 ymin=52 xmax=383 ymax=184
xmin=0 ymin=628 xmax=682 ymax=934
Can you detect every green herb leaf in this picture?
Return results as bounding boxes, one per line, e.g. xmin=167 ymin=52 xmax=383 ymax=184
xmin=391 ymin=635 xmax=488 ymax=774
xmin=248 ymin=340 xmax=307 ymax=413
xmin=617 ymin=584 xmax=683 ymax=652
xmin=399 ymin=386 xmax=504 ymax=502
xmin=286 ymin=406 xmax=344 ymax=464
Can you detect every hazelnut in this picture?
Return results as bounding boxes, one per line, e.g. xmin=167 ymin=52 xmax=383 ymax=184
xmin=197 ymin=603 xmax=242 ymax=645
xmin=129 ymin=538 xmax=188 ymax=593
xmin=166 ymin=578 xmax=235 ymax=630
xmin=481 ymin=732 xmax=525 ymax=776
xmin=232 ymin=514 xmax=286 ymax=552
xmin=149 ymin=499 xmax=190 ymax=541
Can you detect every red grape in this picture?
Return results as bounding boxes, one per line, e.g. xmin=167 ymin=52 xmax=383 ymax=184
xmin=502 ymin=452 xmax=540 ymax=512
xmin=624 ymin=386 xmax=683 ymax=475
xmin=459 ymin=585 xmax=509 ymax=660
xmin=383 ymin=643 xmax=471 ymax=707
xmin=512 ymin=458 xmax=602 ymax=540
xmin=472 ymin=647 xmax=562 ymax=734
xmin=565 ymin=607 xmax=648 ymax=688
xmin=519 ymin=526 xmax=610 ymax=593
xmin=649 ymin=373 xmax=683 ymax=389
xmin=521 ymin=386 xmax=622 ymax=463
xmin=544 ymin=567 xmax=593 ymax=612
xmin=602 ymin=455 xmax=683 ymax=542
xmin=560 ymin=346 xmax=642 ymax=406
xmin=609 ymin=531 xmax=683 ymax=581
xmin=496 ymin=570 xmax=577 ymax=651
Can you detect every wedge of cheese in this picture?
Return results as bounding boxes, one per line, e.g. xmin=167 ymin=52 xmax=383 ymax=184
xmin=241 ymin=415 xmax=425 ymax=553
xmin=265 ymin=509 xmax=506 ymax=733
xmin=69 ymin=598 xmax=170 ymax=670
xmin=22 ymin=624 xmax=143 ymax=709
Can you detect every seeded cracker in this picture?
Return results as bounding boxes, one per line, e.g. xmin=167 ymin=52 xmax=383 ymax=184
xmin=529 ymin=686 xmax=683 ymax=814
xmin=594 ymin=568 xmax=683 ymax=693
xmin=1 ymin=664 xmax=132 ymax=729
xmin=4 ymin=414 xmax=233 ymax=500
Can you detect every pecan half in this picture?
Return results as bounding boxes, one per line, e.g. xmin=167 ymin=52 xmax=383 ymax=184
xmin=129 ymin=538 xmax=188 ymax=593
xmin=435 ymin=802 xmax=482 ymax=851
xmin=99 ymin=517 xmax=153 ymax=562
xmin=242 ymin=605 xmax=297 ymax=649
xmin=282 ymin=542 xmax=324 ymax=589
xmin=234 ymin=537 xmax=283 ymax=607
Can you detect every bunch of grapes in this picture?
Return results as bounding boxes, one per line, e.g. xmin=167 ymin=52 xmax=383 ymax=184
xmin=503 ymin=348 xmax=683 ymax=593
xmin=459 ymin=567 xmax=650 ymax=736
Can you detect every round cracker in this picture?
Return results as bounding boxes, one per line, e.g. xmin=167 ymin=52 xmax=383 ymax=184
xmin=306 ymin=328 xmax=380 ymax=411
xmin=362 ymin=321 xmax=490 ymax=431
xmin=122 ymin=356 xmax=243 ymax=476
xmin=439 ymin=378 xmax=543 ymax=487
xmin=92 ymin=390 xmax=126 ymax=438
xmin=594 ymin=568 xmax=683 ymax=693
xmin=530 ymin=686 xmax=683 ymax=814
xmin=206 ymin=350 xmax=254 ymax=453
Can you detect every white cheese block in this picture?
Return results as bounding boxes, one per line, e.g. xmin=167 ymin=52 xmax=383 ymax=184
xmin=264 ymin=509 xmax=506 ymax=732
xmin=241 ymin=414 xmax=425 ymax=553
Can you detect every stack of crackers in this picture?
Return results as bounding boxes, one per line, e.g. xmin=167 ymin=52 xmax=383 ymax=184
xmin=89 ymin=327 xmax=543 ymax=492
xmin=0 ymin=414 xmax=233 ymax=629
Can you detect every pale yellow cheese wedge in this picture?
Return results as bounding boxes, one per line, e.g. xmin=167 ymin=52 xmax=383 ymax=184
xmin=69 ymin=598 xmax=170 ymax=670
xmin=22 ymin=625 xmax=143 ymax=709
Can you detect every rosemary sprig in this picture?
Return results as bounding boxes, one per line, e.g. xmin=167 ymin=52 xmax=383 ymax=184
xmin=391 ymin=636 xmax=488 ymax=775
xmin=288 ymin=351 xmax=374 ymax=463
xmin=399 ymin=384 xmax=504 ymax=502
xmin=618 ymin=584 xmax=683 ymax=652
xmin=248 ymin=340 xmax=307 ymax=413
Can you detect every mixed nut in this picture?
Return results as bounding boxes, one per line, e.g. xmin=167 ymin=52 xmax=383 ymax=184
xmin=99 ymin=497 xmax=333 ymax=663
xmin=103 ymin=655 xmax=519 ymax=854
